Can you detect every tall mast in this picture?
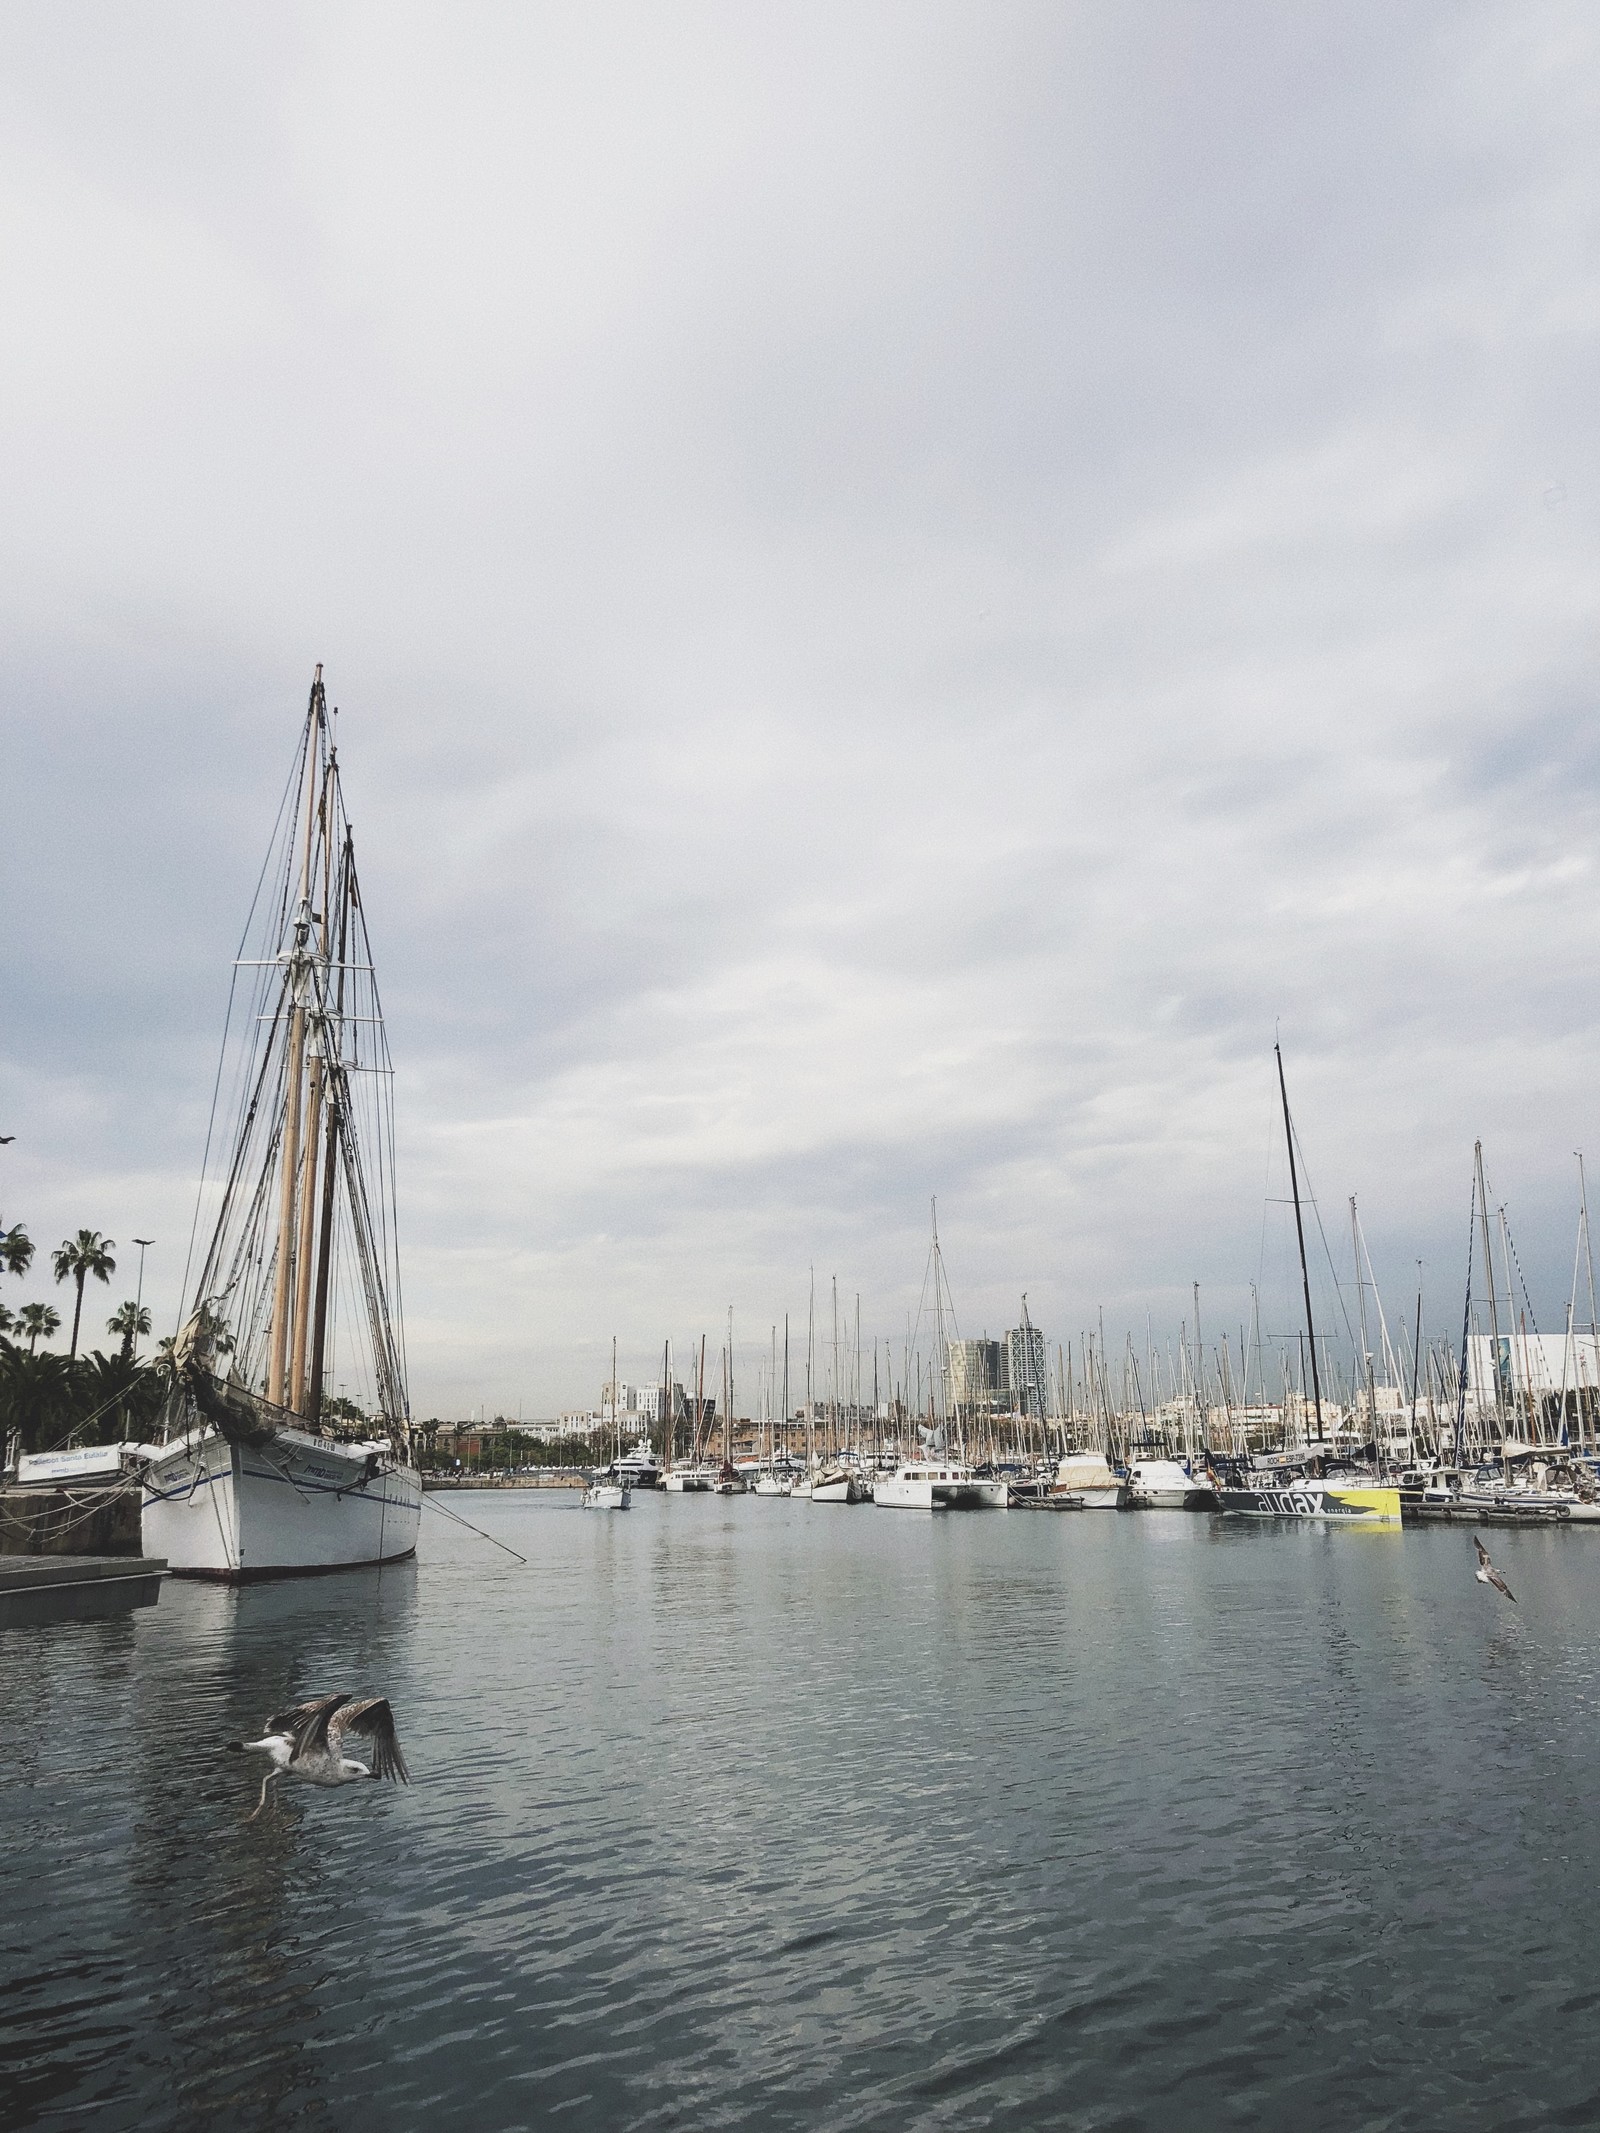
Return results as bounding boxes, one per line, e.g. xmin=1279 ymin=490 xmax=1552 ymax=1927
xmin=782 ymin=1315 xmax=789 ymax=1464
xmin=306 ymin=823 xmax=351 ymax=1424
xmin=1275 ymin=1042 xmax=1324 ymax=1441
xmin=289 ymin=744 xmax=334 ymax=1413
xmin=1579 ymin=1152 xmax=1599 ymax=1452
xmin=806 ymin=1269 xmax=815 ymax=1474
xmin=830 ymin=1276 xmax=839 ymax=1463
xmin=696 ymin=1333 xmax=706 ymax=1466
xmin=1350 ymin=1196 xmax=1375 ymax=1450
xmin=266 ymin=679 xmax=324 ymax=1408
xmin=1474 ymin=1141 xmax=1502 ymax=1435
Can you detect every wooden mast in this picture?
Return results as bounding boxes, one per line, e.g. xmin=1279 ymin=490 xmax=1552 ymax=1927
xmin=267 ymin=677 xmax=324 ymax=1408
xmin=306 ymin=823 xmax=352 ymax=1425
xmin=288 ymin=747 xmax=333 ymax=1413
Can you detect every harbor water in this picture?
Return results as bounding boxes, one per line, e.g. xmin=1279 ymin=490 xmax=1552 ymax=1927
xmin=4 ymin=1496 xmax=1599 ymax=2130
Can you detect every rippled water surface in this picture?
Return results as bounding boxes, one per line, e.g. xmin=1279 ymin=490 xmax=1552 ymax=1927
xmin=5 ymin=1497 xmax=1600 ymax=2131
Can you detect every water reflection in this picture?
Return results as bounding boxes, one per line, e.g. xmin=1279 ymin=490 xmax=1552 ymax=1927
xmin=4 ymin=1509 xmax=1599 ymax=2131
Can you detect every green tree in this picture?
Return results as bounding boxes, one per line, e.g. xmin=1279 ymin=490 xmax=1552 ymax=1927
xmin=107 ymin=1300 xmax=153 ymax=1360
xmin=76 ymin=1348 xmax=163 ymax=1444
xmin=17 ymin=1302 xmax=60 ymax=1354
xmin=52 ymin=1231 xmax=116 ymax=1360
xmin=0 ymin=1343 xmax=76 ymax=1461
xmin=1 ymin=1222 xmax=34 ymax=1280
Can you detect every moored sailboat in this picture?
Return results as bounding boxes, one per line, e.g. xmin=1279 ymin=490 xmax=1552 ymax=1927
xmin=141 ymin=672 xmax=422 ymax=1577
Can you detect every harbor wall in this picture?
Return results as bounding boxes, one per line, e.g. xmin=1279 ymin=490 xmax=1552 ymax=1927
xmin=0 ymin=1485 xmax=143 ymax=1557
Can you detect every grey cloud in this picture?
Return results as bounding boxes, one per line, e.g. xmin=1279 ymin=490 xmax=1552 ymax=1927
xmin=3 ymin=2 xmax=1598 ymax=1410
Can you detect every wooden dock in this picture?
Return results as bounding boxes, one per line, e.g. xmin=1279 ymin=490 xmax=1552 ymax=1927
xmin=0 ymin=1554 xmax=167 ymax=1629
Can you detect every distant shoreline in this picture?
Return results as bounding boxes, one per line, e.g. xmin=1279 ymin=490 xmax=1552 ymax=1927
xmin=422 ymin=1473 xmax=587 ymax=1491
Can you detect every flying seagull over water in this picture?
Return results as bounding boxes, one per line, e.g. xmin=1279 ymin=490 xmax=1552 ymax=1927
xmin=229 ymin=1693 xmax=410 ymax=1820
xmin=1473 ymin=1536 xmax=1516 ymax=1605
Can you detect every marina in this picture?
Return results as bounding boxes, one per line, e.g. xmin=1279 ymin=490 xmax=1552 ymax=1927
xmin=4 ymin=1495 xmax=1597 ymax=2132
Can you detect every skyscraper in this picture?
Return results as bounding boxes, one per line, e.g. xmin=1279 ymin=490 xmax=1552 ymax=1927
xmin=1006 ymin=1323 xmax=1050 ymax=1418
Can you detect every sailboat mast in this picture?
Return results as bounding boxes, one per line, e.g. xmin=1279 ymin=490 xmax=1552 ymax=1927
xmin=306 ymin=824 xmax=351 ymax=1424
xmin=288 ymin=747 xmax=334 ymax=1413
xmin=1275 ymin=1042 xmax=1324 ymax=1441
xmin=1474 ymin=1141 xmax=1502 ymax=1435
xmin=266 ymin=682 xmax=325 ymax=1408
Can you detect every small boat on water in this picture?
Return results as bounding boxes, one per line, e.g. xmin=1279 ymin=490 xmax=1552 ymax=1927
xmin=1127 ymin=1458 xmax=1216 ymax=1510
xmin=875 ymin=1460 xmax=1008 ymax=1510
xmin=663 ymin=1466 xmax=715 ymax=1493
xmin=752 ymin=1469 xmax=794 ymax=1496
xmin=141 ymin=672 xmax=421 ymax=1580
xmin=614 ymin=1437 xmax=661 ymax=1489
xmin=1051 ymin=1453 xmax=1128 ymax=1509
xmin=810 ymin=1464 xmax=868 ymax=1503
xmin=583 ymin=1477 xmax=631 ymax=1510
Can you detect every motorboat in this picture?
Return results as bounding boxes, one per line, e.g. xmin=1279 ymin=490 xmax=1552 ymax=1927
xmin=875 ymin=1460 xmax=1009 ymax=1510
xmin=751 ymin=1469 xmax=794 ymax=1496
xmin=614 ymin=1438 xmax=661 ymax=1488
xmin=1127 ymin=1458 xmax=1216 ymax=1510
xmin=1051 ymin=1453 xmax=1128 ymax=1509
xmin=583 ymin=1477 xmax=631 ymax=1510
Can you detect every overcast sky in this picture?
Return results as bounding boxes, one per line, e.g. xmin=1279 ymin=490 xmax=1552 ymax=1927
xmin=2 ymin=2 xmax=1597 ymax=1415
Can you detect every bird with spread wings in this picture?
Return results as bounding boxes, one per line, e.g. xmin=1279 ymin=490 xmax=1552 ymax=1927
xmin=1473 ymin=1536 xmax=1516 ymax=1605
xmin=229 ymin=1692 xmax=410 ymax=1820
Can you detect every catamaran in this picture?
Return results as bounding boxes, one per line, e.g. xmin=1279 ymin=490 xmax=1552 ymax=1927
xmin=141 ymin=671 xmax=422 ymax=1578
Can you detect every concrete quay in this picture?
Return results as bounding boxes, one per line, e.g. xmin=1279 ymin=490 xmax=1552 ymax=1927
xmin=0 ymin=1554 xmax=167 ymax=1630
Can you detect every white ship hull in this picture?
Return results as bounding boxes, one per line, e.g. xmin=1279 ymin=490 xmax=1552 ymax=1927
xmin=141 ymin=1427 xmax=421 ymax=1579
xmin=876 ymin=1464 xmax=1009 ymax=1510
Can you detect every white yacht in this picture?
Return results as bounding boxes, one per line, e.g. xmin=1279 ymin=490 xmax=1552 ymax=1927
xmin=583 ymin=1477 xmax=630 ymax=1510
xmin=752 ymin=1469 xmax=794 ymax=1496
xmin=614 ymin=1438 xmax=661 ymax=1488
xmin=875 ymin=1460 xmax=1009 ymax=1510
xmin=1051 ymin=1453 xmax=1128 ymax=1509
xmin=1127 ymin=1458 xmax=1216 ymax=1510
xmin=662 ymin=1465 xmax=715 ymax=1493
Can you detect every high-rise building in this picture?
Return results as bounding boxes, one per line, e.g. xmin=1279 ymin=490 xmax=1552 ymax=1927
xmin=947 ymin=1337 xmax=1006 ymax=1411
xmin=1006 ymin=1324 xmax=1050 ymax=1418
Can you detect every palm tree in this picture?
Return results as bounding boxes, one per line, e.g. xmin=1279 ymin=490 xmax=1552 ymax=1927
xmin=0 ymin=1301 xmax=12 ymax=1335
xmin=1 ymin=1222 xmax=34 ymax=1280
xmin=17 ymin=1302 xmax=61 ymax=1354
xmin=108 ymin=1300 xmax=153 ymax=1361
xmin=52 ymin=1231 xmax=116 ymax=1360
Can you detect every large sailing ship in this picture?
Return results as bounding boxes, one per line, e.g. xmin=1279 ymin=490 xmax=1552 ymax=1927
xmin=141 ymin=671 xmax=422 ymax=1577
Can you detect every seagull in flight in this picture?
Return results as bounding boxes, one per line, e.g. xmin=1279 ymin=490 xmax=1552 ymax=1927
xmin=1473 ymin=1536 xmax=1516 ymax=1605
xmin=229 ymin=1693 xmax=410 ymax=1820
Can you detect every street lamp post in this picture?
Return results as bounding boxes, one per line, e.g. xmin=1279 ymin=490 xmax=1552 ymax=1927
xmin=133 ymin=1239 xmax=154 ymax=1356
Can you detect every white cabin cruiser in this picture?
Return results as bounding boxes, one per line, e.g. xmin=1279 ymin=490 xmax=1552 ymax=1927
xmin=1051 ymin=1453 xmax=1128 ymax=1509
xmin=1127 ymin=1458 xmax=1216 ymax=1510
xmin=875 ymin=1460 xmax=1009 ymax=1510
xmin=613 ymin=1438 xmax=661 ymax=1488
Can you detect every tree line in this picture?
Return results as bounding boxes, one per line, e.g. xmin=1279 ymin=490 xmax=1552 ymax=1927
xmin=0 ymin=1225 xmax=164 ymax=1465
